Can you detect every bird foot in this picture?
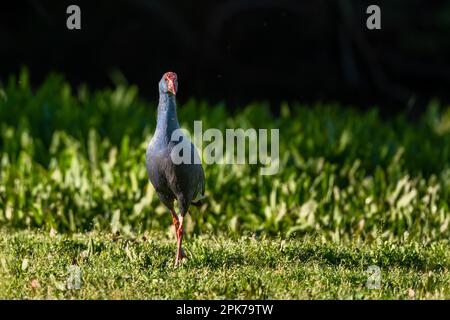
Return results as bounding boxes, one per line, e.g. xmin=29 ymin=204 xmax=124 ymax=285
xmin=174 ymin=248 xmax=186 ymax=267
xmin=174 ymin=256 xmax=184 ymax=267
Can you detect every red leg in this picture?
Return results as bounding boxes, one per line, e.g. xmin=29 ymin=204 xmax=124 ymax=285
xmin=175 ymin=214 xmax=185 ymax=267
xmin=170 ymin=209 xmax=179 ymax=236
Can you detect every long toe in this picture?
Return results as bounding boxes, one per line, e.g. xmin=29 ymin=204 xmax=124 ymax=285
xmin=174 ymin=253 xmax=180 ymax=267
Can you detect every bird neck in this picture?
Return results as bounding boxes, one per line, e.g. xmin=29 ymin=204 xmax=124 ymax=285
xmin=156 ymin=93 xmax=179 ymax=136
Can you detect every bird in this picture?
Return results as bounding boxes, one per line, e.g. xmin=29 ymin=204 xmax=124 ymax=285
xmin=146 ymin=71 xmax=205 ymax=267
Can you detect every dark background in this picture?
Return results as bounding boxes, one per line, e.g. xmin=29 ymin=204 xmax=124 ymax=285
xmin=1 ymin=0 xmax=450 ymax=115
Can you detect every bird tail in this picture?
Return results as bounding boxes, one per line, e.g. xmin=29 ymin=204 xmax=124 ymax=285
xmin=191 ymin=194 xmax=206 ymax=207
xmin=191 ymin=200 xmax=203 ymax=207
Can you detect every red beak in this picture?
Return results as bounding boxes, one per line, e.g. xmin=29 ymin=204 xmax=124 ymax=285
xmin=165 ymin=72 xmax=177 ymax=95
xmin=167 ymin=79 xmax=176 ymax=95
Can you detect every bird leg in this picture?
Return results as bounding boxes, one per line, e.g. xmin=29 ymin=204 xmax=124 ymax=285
xmin=170 ymin=209 xmax=180 ymax=236
xmin=174 ymin=214 xmax=185 ymax=267
xmin=171 ymin=210 xmax=185 ymax=266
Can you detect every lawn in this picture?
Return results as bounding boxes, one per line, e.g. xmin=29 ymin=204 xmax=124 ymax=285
xmin=0 ymin=229 xmax=449 ymax=299
xmin=0 ymin=69 xmax=449 ymax=299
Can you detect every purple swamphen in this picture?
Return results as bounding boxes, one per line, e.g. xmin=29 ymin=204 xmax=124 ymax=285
xmin=146 ymin=72 xmax=205 ymax=266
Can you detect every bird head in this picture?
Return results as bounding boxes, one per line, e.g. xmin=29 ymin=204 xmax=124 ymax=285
xmin=159 ymin=72 xmax=178 ymax=96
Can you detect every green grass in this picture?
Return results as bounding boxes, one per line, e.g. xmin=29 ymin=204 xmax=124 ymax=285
xmin=0 ymin=69 xmax=449 ymax=242
xmin=0 ymin=229 xmax=449 ymax=299
xmin=0 ymin=69 xmax=450 ymax=299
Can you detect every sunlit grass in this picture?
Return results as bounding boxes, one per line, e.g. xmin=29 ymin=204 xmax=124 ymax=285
xmin=0 ymin=70 xmax=449 ymax=241
xmin=0 ymin=229 xmax=449 ymax=299
xmin=0 ymin=70 xmax=449 ymax=299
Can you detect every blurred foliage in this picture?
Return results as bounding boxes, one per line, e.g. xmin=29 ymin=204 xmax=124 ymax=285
xmin=0 ymin=70 xmax=449 ymax=242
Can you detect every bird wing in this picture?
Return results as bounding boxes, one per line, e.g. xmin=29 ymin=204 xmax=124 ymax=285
xmin=192 ymin=167 xmax=205 ymax=203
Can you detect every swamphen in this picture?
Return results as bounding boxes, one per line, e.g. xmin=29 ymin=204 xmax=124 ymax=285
xmin=146 ymin=72 xmax=205 ymax=266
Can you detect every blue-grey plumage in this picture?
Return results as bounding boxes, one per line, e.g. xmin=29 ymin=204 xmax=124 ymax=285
xmin=146 ymin=72 xmax=205 ymax=266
